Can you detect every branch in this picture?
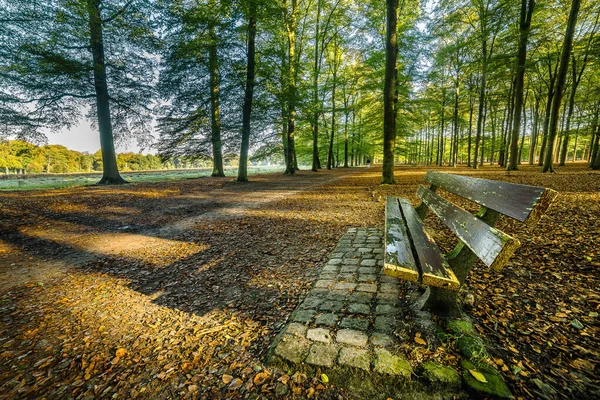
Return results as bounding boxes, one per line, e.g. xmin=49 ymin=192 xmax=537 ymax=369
xmin=101 ymin=0 xmax=135 ymax=24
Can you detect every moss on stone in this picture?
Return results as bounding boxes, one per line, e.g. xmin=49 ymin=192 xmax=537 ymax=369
xmin=447 ymin=319 xmax=475 ymax=335
xmin=460 ymin=359 xmax=513 ymax=399
xmin=421 ymin=361 xmax=461 ymax=389
xmin=457 ymin=334 xmax=488 ymax=359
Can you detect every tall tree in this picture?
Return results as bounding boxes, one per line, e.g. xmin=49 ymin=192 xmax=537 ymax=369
xmin=0 ymin=0 xmax=157 ymax=184
xmin=382 ymin=0 xmax=398 ymax=184
xmin=507 ymin=0 xmax=535 ymax=170
xmin=237 ymin=1 xmax=257 ymax=182
xmin=543 ymin=0 xmax=581 ymax=172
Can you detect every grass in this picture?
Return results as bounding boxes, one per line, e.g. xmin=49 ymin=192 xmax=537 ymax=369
xmin=0 ymin=165 xmax=290 ymax=191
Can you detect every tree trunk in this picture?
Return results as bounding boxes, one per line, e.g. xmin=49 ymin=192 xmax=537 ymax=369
xmin=382 ymin=0 xmax=398 ymax=184
xmin=87 ymin=0 xmax=125 ymax=185
xmin=311 ymin=0 xmax=322 ymax=172
xmin=237 ymin=2 xmax=256 ymax=182
xmin=543 ymin=0 xmax=581 ymax=172
xmin=508 ymin=0 xmax=535 ymax=171
xmin=328 ymin=36 xmax=338 ymax=170
xmin=473 ymin=38 xmax=487 ymax=169
xmin=467 ymin=97 xmax=473 ymax=167
xmin=529 ymin=96 xmax=541 ymax=164
xmin=209 ymin=3 xmax=225 ymax=177
xmin=285 ymin=0 xmax=298 ymax=175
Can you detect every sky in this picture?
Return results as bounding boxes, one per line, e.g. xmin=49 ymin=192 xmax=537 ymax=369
xmin=46 ymin=118 xmax=148 ymax=154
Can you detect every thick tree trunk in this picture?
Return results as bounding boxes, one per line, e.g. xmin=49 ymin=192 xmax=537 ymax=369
xmin=87 ymin=0 xmax=125 ymax=185
xmin=508 ymin=0 xmax=535 ymax=171
xmin=237 ymin=3 xmax=256 ymax=183
xmin=543 ymin=0 xmax=581 ymax=172
xmin=382 ymin=0 xmax=398 ymax=184
xmin=209 ymin=6 xmax=225 ymax=177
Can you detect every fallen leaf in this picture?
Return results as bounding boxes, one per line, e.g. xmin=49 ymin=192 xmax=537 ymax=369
xmin=222 ymin=374 xmax=233 ymax=384
xmin=115 ymin=348 xmax=127 ymax=358
xmin=321 ymin=373 xmax=329 ymax=383
xmin=469 ymin=369 xmax=488 ymax=383
xmin=253 ymin=371 xmax=270 ymax=385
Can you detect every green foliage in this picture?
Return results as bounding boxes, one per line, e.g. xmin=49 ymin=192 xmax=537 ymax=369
xmin=0 ymin=140 xmax=169 ymax=174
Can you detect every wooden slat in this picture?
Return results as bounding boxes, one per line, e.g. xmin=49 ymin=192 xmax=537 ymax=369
xmin=424 ymin=171 xmax=557 ymax=225
xmin=398 ymin=199 xmax=459 ymax=291
xmin=384 ymin=196 xmax=419 ymax=282
xmin=417 ymin=185 xmax=521 ymax=271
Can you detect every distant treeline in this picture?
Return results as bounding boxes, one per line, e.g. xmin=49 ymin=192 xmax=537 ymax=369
xmin=0 ymin=140 xmax=219 ymax=175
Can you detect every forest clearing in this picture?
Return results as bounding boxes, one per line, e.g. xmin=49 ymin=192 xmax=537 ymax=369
xmin=1 ymin=165 xmax=598 ymax=399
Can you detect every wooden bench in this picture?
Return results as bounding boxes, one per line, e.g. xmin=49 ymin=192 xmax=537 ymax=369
xmin=384 ymin=171 xmax=558 ymax=316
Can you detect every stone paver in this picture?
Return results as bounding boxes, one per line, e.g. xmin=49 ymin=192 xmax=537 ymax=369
xmin=373 ymin=348 xmax=412 ymax=378
xmin=374 ymin=316 xmax=396 ymax=333
xmin=336 ymin=329 xmax=369 ymax=347
xmin=334 ymin=282 xmax=356 ymax=291
xmin=269 ymin=228 xmax=416 ymax=384
xmin=319 ymin=301 xmax=344 ymax=312
xmin=349 ymin=292 xmax=374 ymax=303
xmin=286 ymin=323 xmax=308 ymax=337
xmin=293 ymin=310 xmax=316 ymax=323
xmin=339 ymin=347 xmax=371 ymax=371
xmin=307 ymin=328 xmax=332 ymax=343
xmin=360 ymin=259 xmax=377 ymax=267
xmin=315 ymin=313 xmax=339 ymax=327
xmin=356 ymin=283 xmax=377 ymax=293
xmin=275 ymin=337 xmax=310 ymax=363
xmin=370 ymin=332 xmax=394 ymax=347
xmin=340 ymin=317 xmax=369 ymax=331
xmin=305 ymin=343 xmax=339 ymax=367
xmin=348 ymin=303 xmax=371 ymax=315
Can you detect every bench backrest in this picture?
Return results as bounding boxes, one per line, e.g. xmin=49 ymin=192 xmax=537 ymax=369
xmin=419 ymin=172 xmax=558 ymax=272
xmin=424 ymin=171 xmax=558 ymax=226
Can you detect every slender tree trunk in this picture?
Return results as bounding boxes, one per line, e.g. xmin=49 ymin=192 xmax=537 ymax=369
xmin=473 ymin=38 xmax=487 ymax=169
xmin=208 ymin=4 xmax=225 ymax=177
xmin=518 ymin=102 xmax=527 ymax=163
xmin=452 ymin=64 xmax=460 ymax=167
xmin=508 ymin=0 xmax=535 ymax=170
xmin=87 ymin=0 xmax=125 ymax=185
xmin=328 ymin=36 xmax=339 ymax=170
xmin=467 ymin=96 xmax=473 ymax=167
xmin=311 ymin=0 xmax=322 ymax=172
xmin=529 ymin=96 xmax=541 ymax=164
xmin=382 ymin=0 xmax=398 ymax=184
xmin=285 ymin=0 xmax=298 ymax=175
xmin=237 ymin=3 xmax=256 ymax=182
xmin=543 ymin=0 xmax=581 ymax=172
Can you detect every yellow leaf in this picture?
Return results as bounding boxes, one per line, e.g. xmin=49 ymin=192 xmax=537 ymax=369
xmin=469 ymin=369 xmax=488 ymax=383
xmin=115 ymin=348 xmax=127 ymax=358
xmin=321 ymin=373 xmax=329 ymax=383
xmin=222 ymin=374 xmax=233 ymax=384
xmin=414 ymin=336 xmax=427 ymax=346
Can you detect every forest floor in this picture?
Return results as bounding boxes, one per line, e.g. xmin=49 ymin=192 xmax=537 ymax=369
xmin=0 ymin=164 xmax=598 ymax=399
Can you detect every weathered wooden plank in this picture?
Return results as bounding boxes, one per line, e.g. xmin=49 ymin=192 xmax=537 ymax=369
xmin=424 ymin=171 xmax=557 ymax=225
xmin=398 ymin=199 xmax=460 ymax=291
xmin=417 ymin=185 xmax=521 ymax=271
xmin=384 ymin=196 xmax=419 ymax=282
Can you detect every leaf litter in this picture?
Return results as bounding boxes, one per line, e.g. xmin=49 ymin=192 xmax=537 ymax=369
xmin=0 ymin=164 xmax=598 ymax=399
